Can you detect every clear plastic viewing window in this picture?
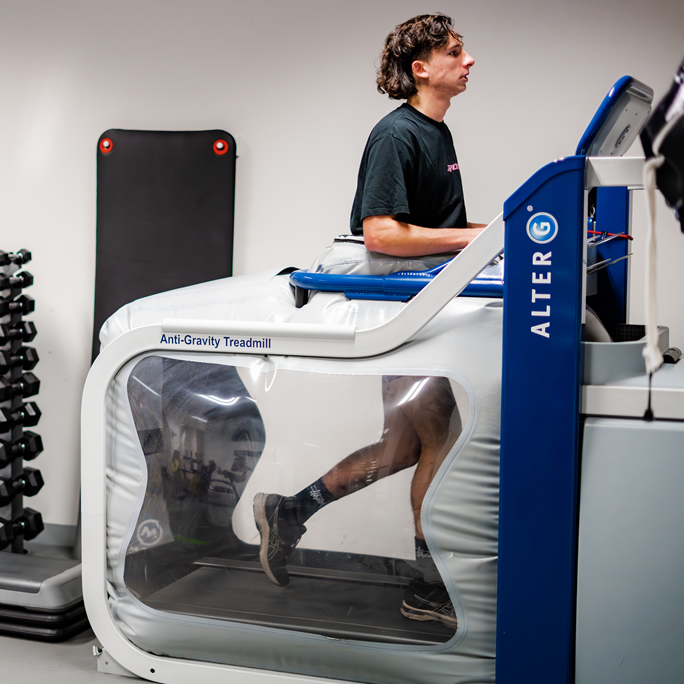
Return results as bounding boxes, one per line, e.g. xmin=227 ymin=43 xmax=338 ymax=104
xmin=118 ymin=355 xmax=468 ymax=646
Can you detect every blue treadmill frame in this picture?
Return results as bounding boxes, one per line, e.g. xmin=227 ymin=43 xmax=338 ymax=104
xmin=497 ymin=156 xmax=587 ymax=683
xmin=497 ymin=76 xmax=649 ymax=682
xmin=496 ymin=160 xmax=634 ymax=683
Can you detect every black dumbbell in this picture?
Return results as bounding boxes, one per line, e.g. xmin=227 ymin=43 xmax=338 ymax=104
xmin=19 ymin=372 xmax=40 ymax=397
xmin=0 ymin=347 xmax=39 ymax=374
xmin=0 ymin=373 xmax=40 ymax=401
xmin=0 ymin=321 xmax=37 ymax=343
xmin=0 ymin=295 xmax=35 ymax=317
xmin=0 ymin=402 xmax=41 ymax=431
xmin=0 ymin=431 xmax=43 ymax=468
xmin=0 ymin=271 xmax=33 ymax=292
xmin=0 ymin=468 xmax=44 ymax=507
xmin=0 ymin=250 xmax=31 ymax=267
xmin=0 ymin=508 xmax=44 ymax=550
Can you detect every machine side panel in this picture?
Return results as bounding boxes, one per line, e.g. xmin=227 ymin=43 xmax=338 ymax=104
xmin=497 ymin=160 xmax=585 ymax=684
xmin=576 ymin=417 xmax=684 ymax=684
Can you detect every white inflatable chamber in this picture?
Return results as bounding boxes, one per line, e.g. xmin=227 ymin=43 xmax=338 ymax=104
xmin=83 ymin=218 xmax=506 ymax=684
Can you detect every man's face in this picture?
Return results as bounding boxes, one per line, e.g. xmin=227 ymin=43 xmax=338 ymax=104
xmin=417 ymin=35 xmax=475 ymax=98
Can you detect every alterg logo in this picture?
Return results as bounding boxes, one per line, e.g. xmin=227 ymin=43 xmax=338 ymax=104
xmin=526 ymin=212 xmax=558 ymax=244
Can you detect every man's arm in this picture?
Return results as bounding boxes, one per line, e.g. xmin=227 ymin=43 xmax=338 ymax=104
xmin=363 ymin=215 xmax=485 ymax=257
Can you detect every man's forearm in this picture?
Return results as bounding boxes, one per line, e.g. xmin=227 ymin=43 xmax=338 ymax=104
xmin=363 ymin=215 xmax=485 ymax=257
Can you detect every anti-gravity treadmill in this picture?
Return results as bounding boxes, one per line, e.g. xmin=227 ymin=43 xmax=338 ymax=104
xmin=82 ymin=72 xmax=684 ymax=684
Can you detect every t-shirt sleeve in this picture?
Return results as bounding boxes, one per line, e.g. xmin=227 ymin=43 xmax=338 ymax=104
xmin=359 ymin=134 xmax=413 ymax=221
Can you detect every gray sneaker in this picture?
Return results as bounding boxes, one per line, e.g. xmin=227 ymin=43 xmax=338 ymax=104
xmin=253 ymin=493 xmax=306 ymax=587
xmin=400 ymin=581 xmax=457 ymax=629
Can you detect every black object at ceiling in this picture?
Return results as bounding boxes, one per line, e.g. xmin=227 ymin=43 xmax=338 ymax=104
xmin=93 ymin=129 xmax=236 ymax=361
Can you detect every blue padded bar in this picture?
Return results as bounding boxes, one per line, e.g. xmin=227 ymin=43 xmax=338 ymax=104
xmin=289 ymin=262 xmax=503 ymax=302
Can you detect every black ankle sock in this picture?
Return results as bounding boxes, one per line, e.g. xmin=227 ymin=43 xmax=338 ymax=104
xmin=286 ymin=477 xmax=337 ymax=526
xmin=415 ymin=537 xmax=432 ymax=559
xmin=413 ymin=537 xmax=442 ymax=583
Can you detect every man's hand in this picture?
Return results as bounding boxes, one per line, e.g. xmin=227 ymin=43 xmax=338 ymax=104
xmin=362 ymin=215 xmax=485 ymax=257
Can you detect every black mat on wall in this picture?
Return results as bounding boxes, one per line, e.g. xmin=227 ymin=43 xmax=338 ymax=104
xmin=93 ymin=129 xmax=236 ymax=361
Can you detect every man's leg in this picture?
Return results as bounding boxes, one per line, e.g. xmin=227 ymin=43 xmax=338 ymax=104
xmin=320 ymin=381 xmax=422 ymax=497
xmin=254 ymin=377 xmax=421 ymax=586
xmin=396 ymin=376 xmax=462 ymax=628
xmin=401 ymin=376 xmax=460 ymax=539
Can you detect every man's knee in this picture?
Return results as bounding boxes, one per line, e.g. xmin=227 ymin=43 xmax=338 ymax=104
xmin=400 ymin=377 xmax=455 ymax=420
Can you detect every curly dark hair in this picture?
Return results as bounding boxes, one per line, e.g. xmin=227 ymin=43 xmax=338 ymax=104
xmin=377 ymin=14 xmax=462 ymax=100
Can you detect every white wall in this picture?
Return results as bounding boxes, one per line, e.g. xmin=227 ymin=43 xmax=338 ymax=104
xmin=0 ymin=0 xmax=682 ymax=526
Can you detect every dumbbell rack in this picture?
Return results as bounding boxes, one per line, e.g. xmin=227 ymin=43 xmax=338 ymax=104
xmin=0 ymin=249 xmax=43 ymax=553
xmin=0 ymin=250 xmax=87 ymax=641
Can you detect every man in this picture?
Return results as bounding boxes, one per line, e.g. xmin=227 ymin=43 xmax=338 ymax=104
xmin=351 ymin=13 xmax=485 ymax=254
xmin=253 ymin=14 xmax=480 ymax=631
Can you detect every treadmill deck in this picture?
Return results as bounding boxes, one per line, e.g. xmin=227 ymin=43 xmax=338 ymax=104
xmin=144 ymin=559 xmax=455 ymax=646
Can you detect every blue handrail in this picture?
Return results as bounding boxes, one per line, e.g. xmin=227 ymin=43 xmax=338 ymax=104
xmin=290 ymin=259 xmax=503 ymax=302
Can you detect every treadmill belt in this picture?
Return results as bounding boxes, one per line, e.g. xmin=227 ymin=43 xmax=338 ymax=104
xmin=144 ymin=563 xmax=455 ymax=645
xmin=195 ymin=557 xmax=413 ymax=586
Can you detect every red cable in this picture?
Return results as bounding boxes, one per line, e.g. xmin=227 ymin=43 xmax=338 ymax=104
xmin=587 ymin=229 xmax=633 ymax=241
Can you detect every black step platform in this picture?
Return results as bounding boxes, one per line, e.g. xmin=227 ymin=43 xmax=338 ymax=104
xmin=0 ymin=600 xmax=88 ymax=642
xmin=0 ymin=537 xmax=88 ymax=641
xmin=143 ymin=559 xmax=455 ymax=646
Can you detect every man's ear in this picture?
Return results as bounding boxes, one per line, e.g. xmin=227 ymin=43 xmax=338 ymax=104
xmin=411 ymin=59 xmax=430 ymax=83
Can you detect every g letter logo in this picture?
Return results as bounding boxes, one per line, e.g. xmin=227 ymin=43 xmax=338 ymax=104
xmin=526 ymin=212 xmax=558 ymax=244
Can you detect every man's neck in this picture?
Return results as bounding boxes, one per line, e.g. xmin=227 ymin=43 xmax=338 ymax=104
xmin=406 ymin=92 xmax=451 ymax=123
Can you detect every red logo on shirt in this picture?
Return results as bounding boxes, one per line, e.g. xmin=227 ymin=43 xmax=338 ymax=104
xmin=447 ymin=163 xmax=460 ymax=172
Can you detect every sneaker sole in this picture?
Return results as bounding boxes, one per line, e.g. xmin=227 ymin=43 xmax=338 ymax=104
xmin=253 ymin=492 xmax=289 ymax=587
xmin=400 ymin=601 xmax=457 ymax=630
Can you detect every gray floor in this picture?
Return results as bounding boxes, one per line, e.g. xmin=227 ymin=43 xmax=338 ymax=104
xmin=0 ymin=628 xmax=139 ymax=683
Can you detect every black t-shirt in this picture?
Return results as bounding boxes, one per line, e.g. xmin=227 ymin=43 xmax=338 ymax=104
xmin=350 ymin=103 xmax=467 ymax=235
